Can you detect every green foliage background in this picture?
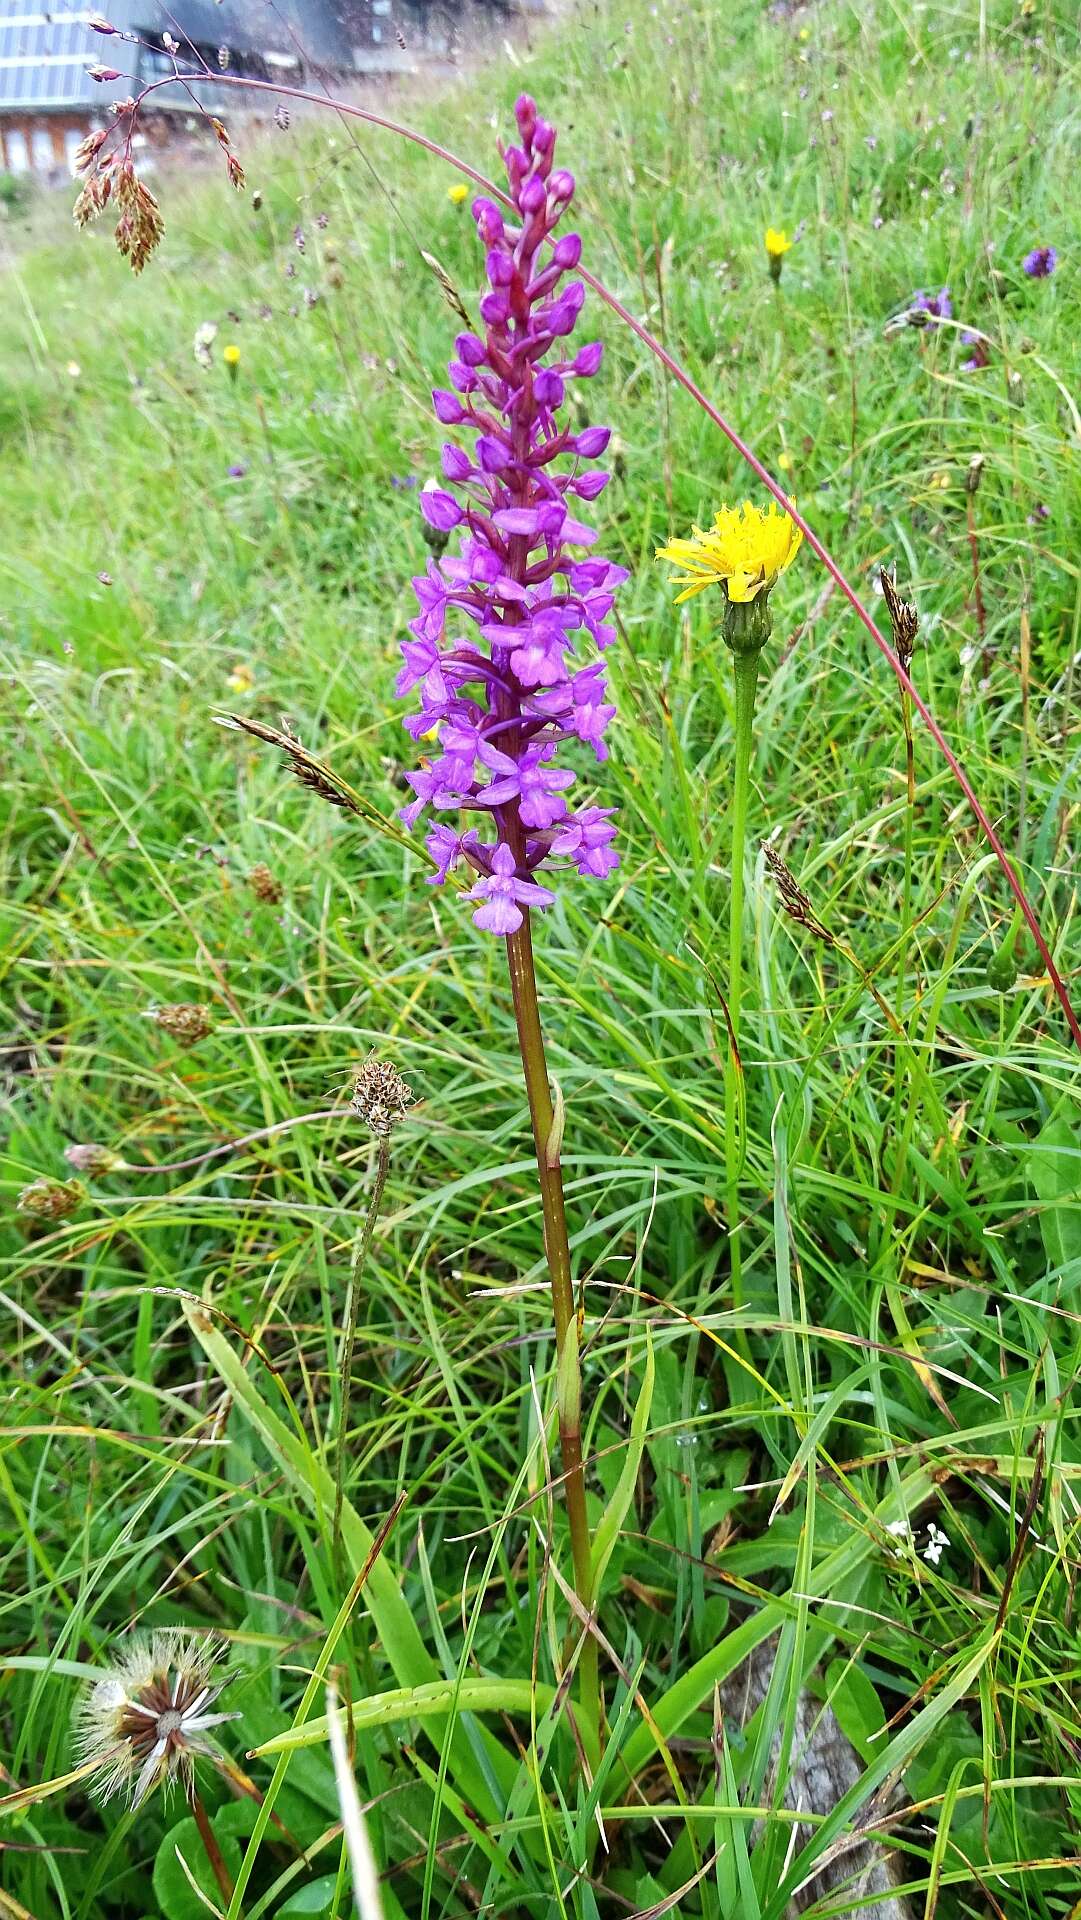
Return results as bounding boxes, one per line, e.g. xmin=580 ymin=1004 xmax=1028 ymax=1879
xmin=1 ymin=0 xmax=1080 ymax=1914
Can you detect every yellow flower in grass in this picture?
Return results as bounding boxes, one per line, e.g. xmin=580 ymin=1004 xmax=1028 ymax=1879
xmin=447 ymin=182 xmax=469 ymax=206
xmin=765 ymin=226 xmax=795 ymax=281
xmin=656 ymin=500 xmax=803 ymax=606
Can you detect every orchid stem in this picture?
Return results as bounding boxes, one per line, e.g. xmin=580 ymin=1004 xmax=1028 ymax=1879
xmin=725 ymin=648 xmax=761 ymax=1344
xmin=505 ymin=911 xmax=600 ymax=1767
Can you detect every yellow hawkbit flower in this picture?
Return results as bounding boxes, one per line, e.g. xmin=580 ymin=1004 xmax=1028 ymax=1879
xmin=777 ymin=451 xmax=793 ymax=473
xmin=447 ymin=182 xmax=469 ymax=206
xmin=74 ymin=1630 xmax=240 ymax=1809
xmin=765 ymin=226 xmax=795 ymax=281
xmin=656 ymin=500 xmax=803 ymax=605
xmin=223 ymin=343 xmax=241 ymax=377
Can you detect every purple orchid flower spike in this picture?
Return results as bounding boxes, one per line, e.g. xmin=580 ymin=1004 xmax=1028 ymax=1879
xmin=395 ymin=93 xmax=624 ymax=935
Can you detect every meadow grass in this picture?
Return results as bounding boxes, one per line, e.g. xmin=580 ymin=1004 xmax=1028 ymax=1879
xmin=2 ymin=0 xmax=1081 ymax=1914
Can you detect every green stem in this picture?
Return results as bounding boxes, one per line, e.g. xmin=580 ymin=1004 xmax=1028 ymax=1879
xmin=725 ymin=646 xmax=761 ymax=1328
xmin=889 ymin=687 xmax=916 ymax=1210
xmin=505 ymin=911 xmax=600 ymax=1767
xmin=334 ymin=1138 xmax=391 ymax=1569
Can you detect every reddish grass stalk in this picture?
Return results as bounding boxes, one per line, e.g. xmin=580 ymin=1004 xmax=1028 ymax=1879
xmin=119 ymin=68 xmax=1081 ymax=1051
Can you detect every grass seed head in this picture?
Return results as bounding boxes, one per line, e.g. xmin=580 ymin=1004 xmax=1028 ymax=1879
xmin=762 ymin=841 xmax=834 ymax=946
xmin=64 ymin=1143 xmax=127 ymax=1175
xmin=247 ymin=863 xmax=282 ymax=904
xmin=16 ymin=1177 xmax=85 ymax=1223
xmin=150 ymin=1004 xmax=215 ymax=1048
xmin=878 ymin=567 xmax=919 ymax=672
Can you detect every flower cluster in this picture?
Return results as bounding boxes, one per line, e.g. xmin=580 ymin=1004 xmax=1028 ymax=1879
xmin=396 ymin=95 xmax=624 ymax=936
xmin=1022 ymin=245 xmax=1057 ymax=279
xmin=72 ymin=90 xmax=244 ymax=275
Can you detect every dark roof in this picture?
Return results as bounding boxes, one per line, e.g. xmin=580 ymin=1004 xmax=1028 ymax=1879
xmin=0 ymin=3 xmax=358 ymax=114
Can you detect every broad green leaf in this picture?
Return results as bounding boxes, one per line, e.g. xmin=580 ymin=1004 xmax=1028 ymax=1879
xmin=823 ymin=1657 xmax=886 ymax=1764
xmin=1031 ymin=1111 xmax=1081 ymax=1274
xmin=278 ymin=1876 xmax=339 ymax=1916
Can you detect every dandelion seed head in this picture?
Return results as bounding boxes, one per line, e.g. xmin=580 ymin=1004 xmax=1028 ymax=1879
xmin=74 ymin=1629 xmax=239 ymax=1809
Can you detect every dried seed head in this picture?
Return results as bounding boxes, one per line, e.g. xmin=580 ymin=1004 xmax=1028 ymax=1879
xmin=73 ymin=128 xmax=108 ymax=172
xmin=879 ymin=567 xmax=919 ymax=673
xmin=762 ymin=842 xmax=833 ymax=946
xmin=351 ymin=1056 xmax=415 ymax=1138
xmin=216 ymin=713 xmax=362 ymax=818
xmin=150 ymin=1004 xmax=215 ymax=1048
xmin=16 ymin=1177 xmax=84 ymax=1223
xmin=247 ymin=863 xmax=282 ymax=904
xmin=965 ymin=453 xmax=985 ymax=495
xmin=65 ymin=1143 xmax=127 ymax=1175
xmin=74 ymin=1629 xmax=240 ymax=1809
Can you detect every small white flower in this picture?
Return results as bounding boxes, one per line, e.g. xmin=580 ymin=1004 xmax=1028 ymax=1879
xmin=885 ymin=1517 xmax=913 ymax=1558
xmin=923 ymin=1522 xmax=950 ymax=1567
xmin=74 ymin=1629 xmax=240 ymax=1808
xmin=193 ymin=321 xmax=218 ymax=370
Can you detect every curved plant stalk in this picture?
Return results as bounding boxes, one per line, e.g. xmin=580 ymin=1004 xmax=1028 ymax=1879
xmin=100 ymin=64 xmax=1078 ymax=1048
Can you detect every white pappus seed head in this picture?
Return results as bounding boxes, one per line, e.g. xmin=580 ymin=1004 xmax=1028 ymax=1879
xmin=73 ymin=1629 xmax=240 ymax=1809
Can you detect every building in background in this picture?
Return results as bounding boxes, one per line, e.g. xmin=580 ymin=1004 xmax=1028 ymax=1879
xmin=0 ymin=0 xmax=520 ymax=184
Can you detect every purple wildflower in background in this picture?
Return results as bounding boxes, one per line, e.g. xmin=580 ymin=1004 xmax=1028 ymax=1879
xmin=912 ymin=287 xmax=952 ymax=322
xmin=1022 ymin=245 xmax=1057 ymax=278
xmin=396 ymin=93 xmax=625 ymax=936
xmin=960 ymin=330 xmax=990 ymax=372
